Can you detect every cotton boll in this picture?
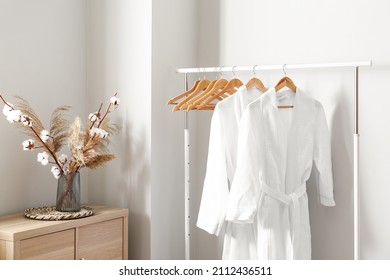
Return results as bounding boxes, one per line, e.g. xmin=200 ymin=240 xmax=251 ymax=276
xmin=98 ymin=128 xmax=109 ymax=139
xmin=2 ymin=103 xmax=13 ymax=116
xmin=37 ymin=151 xmax=49 ymax=166
xmin=21 ymin=115 xmax=33 ymax=127
xmin=90 ymin=127 xmax=109 ymax=139
xmin=110 ymin=96 xmax=120 ymax=106
xmin=22 ymin=139 xmax=35 ymax=151
xmin=6 ymin=110 xmax=22 ymax=123
xmin=40 ymin=130 xmax=50 ymax=142
xmin=58 ymin=154 xmax=68 ymax=165
xmin=88 ymin=112 xmax=100 ymax=122
xmin=51 ymin=166 xmax=61 ymax=179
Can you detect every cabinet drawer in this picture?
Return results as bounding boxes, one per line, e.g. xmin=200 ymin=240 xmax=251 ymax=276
xmin=20 ymin=229 xmax=75 ymax=260
xmin=77 ymin=218 xmax=123 ymax=260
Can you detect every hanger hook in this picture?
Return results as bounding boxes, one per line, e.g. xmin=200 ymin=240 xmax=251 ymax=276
xmin=283 ymin=64 xmax=287 ymax=76
xmin=203 ymin=67 xmax=206 ymax=80
xmin=197 ymin=68 xmax=201 ymax=80
xmin=253 ymin=65 xmax=258 ymax=75
xmin=219 ymin=66 xmax=224 ymax=78
xmin=232 ymin=66 xmax=237 ymax=77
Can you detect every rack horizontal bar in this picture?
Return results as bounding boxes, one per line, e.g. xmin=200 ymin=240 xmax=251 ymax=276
xmin=176 ymin=61 xmax=372 ymax=74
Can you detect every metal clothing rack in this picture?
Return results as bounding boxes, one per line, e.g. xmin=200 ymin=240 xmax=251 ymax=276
xmin=176 ymin=60 xmax=372 ymax=260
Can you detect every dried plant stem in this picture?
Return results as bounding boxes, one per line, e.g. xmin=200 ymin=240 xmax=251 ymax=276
xmin=30 ymin=127 xmax=64 ymax=172
xmin=57 ymin=173 xmax=76 ymax=210
xmin=97 ymin=92 xmax=117 ymax=128
xmin=89 ymin=102 xmax=103 ymax=129
xmin=0 ymin=94 xmax=14 ymax=109
xmin=59 ymin=179 xmax=72 ymax=209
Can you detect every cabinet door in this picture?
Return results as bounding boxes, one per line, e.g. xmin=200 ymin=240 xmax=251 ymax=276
xmin=19 ymin=229 xmax=75 ymax=260
xmin=77 ymin=218 xmax=123 ymax=260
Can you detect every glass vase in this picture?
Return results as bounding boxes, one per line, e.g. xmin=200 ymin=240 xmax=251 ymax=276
xmin=56 ymin=171 xmax=81 ymax=212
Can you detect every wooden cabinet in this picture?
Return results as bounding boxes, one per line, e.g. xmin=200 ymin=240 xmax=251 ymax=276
xmin=77 ymin=218 xmax=123 ymax=260
xmin=0 ymin=205 xmax=128 ymax=260
xmin=19 ymin=229 xmax=75 ymax=260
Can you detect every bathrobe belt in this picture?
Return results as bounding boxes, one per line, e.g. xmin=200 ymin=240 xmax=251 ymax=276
xmin=260 ymin=183 xmax=306 ymax=259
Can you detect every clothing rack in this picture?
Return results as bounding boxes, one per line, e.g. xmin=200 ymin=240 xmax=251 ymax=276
xmin=176 ymin=60 xmax=372 ymax=260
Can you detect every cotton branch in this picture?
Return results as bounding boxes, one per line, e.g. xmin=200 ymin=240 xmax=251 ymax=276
xmin=0 ymin=94 xmax=64 ymax=173
xmin=98 ymin=92 xmax=118 ymax=128
xmin=0 ymin=94 xmax=15 ymax=110
xmin=89 ymin=102 xmax=103 ymax=129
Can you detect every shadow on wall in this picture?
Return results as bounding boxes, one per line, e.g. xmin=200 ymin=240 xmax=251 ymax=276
xmin=88 ymin=112 xmax=151 ymax=260
xmin=308 ymin=89 xmax=354 ymax=260
xmin=87 ymin=0 xmax=152 ymax=259
xmin=118 ymin=115 xmax=151 ymax=260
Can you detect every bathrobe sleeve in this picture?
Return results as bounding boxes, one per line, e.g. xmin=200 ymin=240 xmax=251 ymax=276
xmin=196 ymin=106 xmax=230 ymax=236
xmin=313 ymin=102 xmax=336 ymax=206
xmin=225 ymin=102 xmax=262 ymax=223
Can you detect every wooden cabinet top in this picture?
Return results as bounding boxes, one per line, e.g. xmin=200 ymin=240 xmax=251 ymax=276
xmin=0 ymin=205 xmax=128 ymax=242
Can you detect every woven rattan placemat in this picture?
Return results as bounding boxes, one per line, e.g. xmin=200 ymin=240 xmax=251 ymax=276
xmin=24 ymin=206 xmax=95 ymax=221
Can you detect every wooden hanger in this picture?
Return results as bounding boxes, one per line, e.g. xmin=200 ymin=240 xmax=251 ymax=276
xmin=275 ymin=65 xmax=296 ymax=109
xmin=186 ymin=68 xmax=228 ymax=111
xmin=186 ymin=78 xmax=229 ymax=111
xmin=167 ymin=79 xmax=201 ymax=105
xmin=246 ymin=65 xmax=267 ymax=93
xmin=197 ymin=77 xmax=243 ymax=110
xmin=275 ymin=76 xmax=296 ymax=93
xmin=179 ymin=79 xmax=217 ymax=110
xmin=208 ymin=66 xmax=244 ymax=101
xmin=172 ymin=79 xmax=210 ymax=111
xmin=246 ymin=77 xmax=267 ymax=92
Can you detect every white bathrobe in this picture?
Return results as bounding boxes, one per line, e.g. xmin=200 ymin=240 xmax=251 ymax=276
xmin=197 ymin=85 xmax=262 ymax=259
xmin=226 ymin=87 xmax=335 ymax=260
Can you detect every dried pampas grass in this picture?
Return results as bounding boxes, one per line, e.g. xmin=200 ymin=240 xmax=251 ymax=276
xmin=67 ymin=112 xmax=118 ymax=175
xmin=13 ymin=96 xmax=72 ymax=154
xmin=50 ymin=105 xmax=71 ymax=153
xmin=14 ymin=96 xmax=46 ymax=145
xmin=85 ymin=153 xmax=115 ymax=169
xmin=1 ymin=92 xmax=120 ymax=179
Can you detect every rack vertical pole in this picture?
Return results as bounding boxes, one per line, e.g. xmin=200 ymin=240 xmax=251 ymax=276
xmin=353 ymin=67 xmax=360 ymax=260
xmin=184 ymin=73 xmax=191 ymax=260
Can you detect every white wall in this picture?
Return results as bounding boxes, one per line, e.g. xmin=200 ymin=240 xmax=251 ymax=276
xmin=192 ymin=0 xmax=390 ymax=260
xmin=151 ymin=0 xmax=198 ymax=259
xmin=0 ymin=0 xmax=87 ymax=215
xmin=0 ymin=0 xmax=195 ymax=260
xmin=86 ymin=0 xmax=200 ymax=260
xmin=86 ymin=0 xmax=152 ymax=260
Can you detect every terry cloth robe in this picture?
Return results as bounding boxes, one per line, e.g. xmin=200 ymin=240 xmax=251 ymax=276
xmin=226 ymin=87 xmax=335 ymax=260
xmin=197 ymin=85 xmax=262 ymax=260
